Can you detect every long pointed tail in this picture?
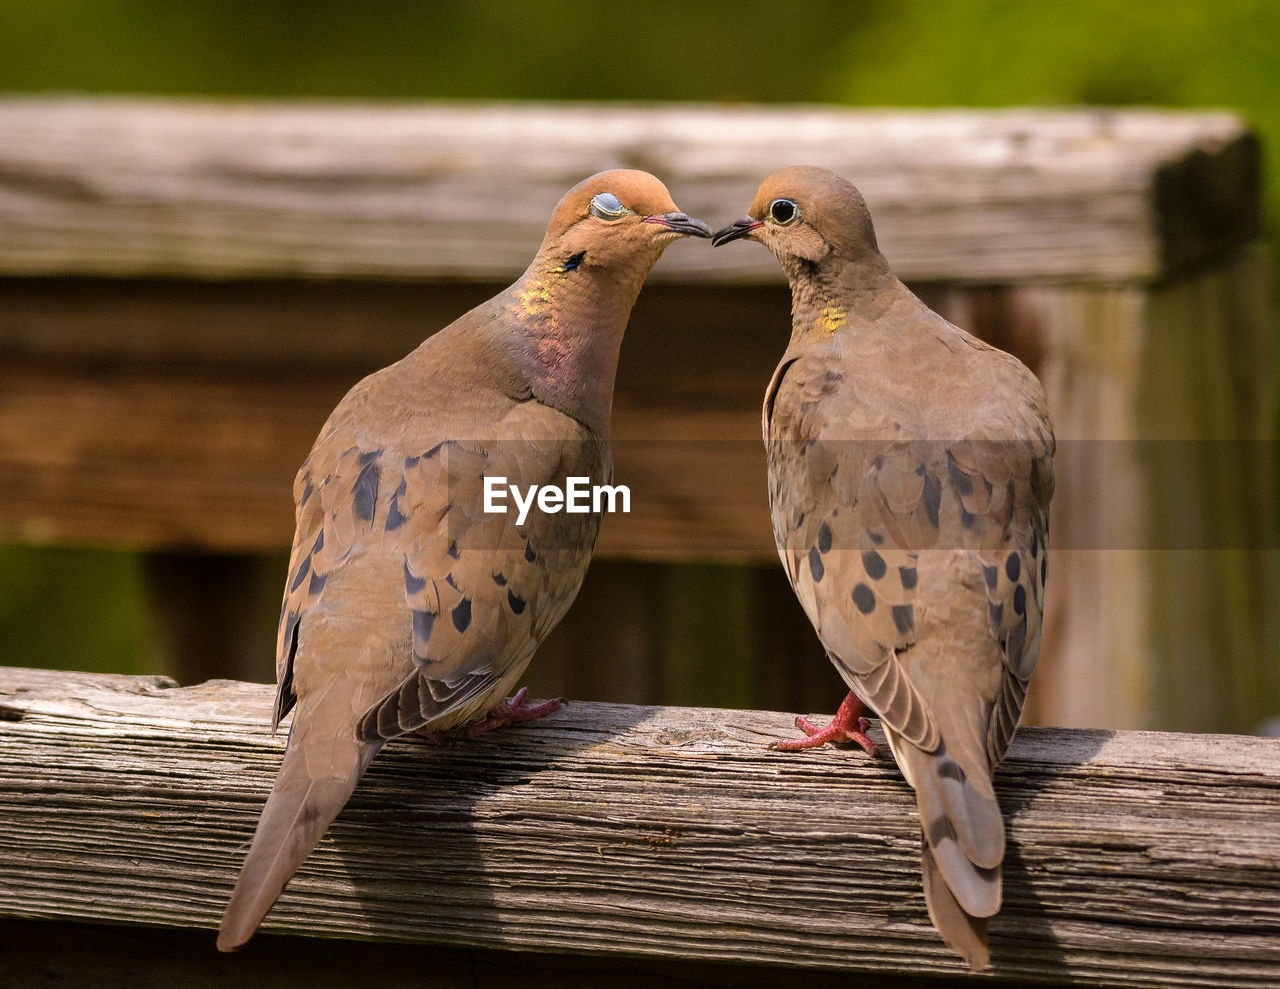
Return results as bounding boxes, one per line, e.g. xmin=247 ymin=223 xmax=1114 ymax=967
xmin=921 ymin=838 xmax=993 ymax=969
xmin=896 ymin=740 xmax=1004 ymax=970
xmin=217 ymin=739 xmax=380 ymax=951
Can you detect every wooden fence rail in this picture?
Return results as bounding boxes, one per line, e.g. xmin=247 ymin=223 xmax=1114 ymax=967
xmin=2 ymin=665 xmax=1277 ymax=987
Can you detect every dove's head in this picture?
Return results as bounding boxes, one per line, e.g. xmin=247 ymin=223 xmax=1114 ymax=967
xmin=536 ymin=169 xmax=711 ymax=275
xmin=711 ymin=166 xmax=886 ymax=280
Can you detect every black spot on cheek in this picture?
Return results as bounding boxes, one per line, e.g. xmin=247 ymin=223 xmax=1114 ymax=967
xmin=891 ymin=604 xmax=914 ymax=635
xmin=508 ymin=589 xmax=527 ymax=615
xmin=817 ymin=522 xmax=833 ymax=554
xmin=898 ymin=566 xmax=918 ymax=590
xmin=1030 ymin=530 xmax=1039 ymax=558
xmin=1006 ymin=553 xmax=1021 ymax=582
xmin=867 ymin=530 xmax=884 ymax=545
xmin=524 ymin=541 xmax=537 ymax=564
xmin=1013 ymin=584 xmax=1027 ymax=616
xmin=862 ymin=549 xmax=887 ymax=580
xmin=983 ymin=565 xmax=999 ymax=591
xmin=452 ymin=598 xmax=472 ymax=634
xmin=492 ymin=572 xmax=507 ymax=587
xmin=447 ymin=540 xmax=460 ymax=560
xmin=808 ymin=547 xmax=825 ymax=582
xmin=852 ymin=583 xmax=876 ymax=614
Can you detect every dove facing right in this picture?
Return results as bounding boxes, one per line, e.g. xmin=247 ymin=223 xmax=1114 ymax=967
xmin=217 ymin=169 xmax=711 ymax=951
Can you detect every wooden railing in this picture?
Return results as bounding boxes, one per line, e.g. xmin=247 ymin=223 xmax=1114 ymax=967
xmin=2 ymin=665 xmax=1278 ymax=986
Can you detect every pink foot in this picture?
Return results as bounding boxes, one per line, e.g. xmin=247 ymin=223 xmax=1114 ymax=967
xmin=463 ymin=687 xmax=565 ymax=739
xmin=771 ymin=690 xmax=879 ymax=755
xmin=413 ymin=688 xmax=564 ymax=745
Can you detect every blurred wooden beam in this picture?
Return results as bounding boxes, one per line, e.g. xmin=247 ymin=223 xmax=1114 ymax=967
xmin=0 ymin=280 xmax=781 ymax=559
xmin=0 ymin=99 xmax=1258 ymax=284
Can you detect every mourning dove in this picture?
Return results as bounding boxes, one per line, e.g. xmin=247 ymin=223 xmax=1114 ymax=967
xmin=216 ymin=170 xmax=710 ymax=951
xmin=713 ymin=166 xmax=1054 ymax=970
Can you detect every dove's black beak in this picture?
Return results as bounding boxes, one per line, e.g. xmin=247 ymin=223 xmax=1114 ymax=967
xmin=644 ymin=211 xmax=713 ymax=238
xmin=711 ymin=216 xmax=764 ymax=247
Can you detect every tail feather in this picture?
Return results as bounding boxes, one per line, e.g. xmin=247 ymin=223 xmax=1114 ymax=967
xmin=892 ymin=736 xmax=1004 ymax=969
xmin=217 ymin=740 xmax=379 ymax=951
xmin=922 ymin=838 xmax=991 ymax=971
xmin=897 ymin=741 xmax=1004 ymax=914
xmin=918 ymin=744 xmax=1004 ymax=869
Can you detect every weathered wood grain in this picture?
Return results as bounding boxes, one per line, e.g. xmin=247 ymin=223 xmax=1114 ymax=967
xmin=1 ymin=665 xmax=1277 ymax=986
xmin=0 ymin=98 xmax=1257 ymax=283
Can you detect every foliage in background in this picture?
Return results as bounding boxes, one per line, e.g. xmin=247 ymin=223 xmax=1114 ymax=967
xmin=0 ymin=0 xmax=1274 ymax=683
xmin=0 ymin=545 xmax=153 ymax=674
xmin=0 ymin=0 xmax=865 ymax=101
xmin=833 ymin=0 xmax=1277 ymax=244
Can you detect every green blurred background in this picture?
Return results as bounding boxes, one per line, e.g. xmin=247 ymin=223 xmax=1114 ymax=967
xmin=0 ymin=0 xmax=1276 ymax=712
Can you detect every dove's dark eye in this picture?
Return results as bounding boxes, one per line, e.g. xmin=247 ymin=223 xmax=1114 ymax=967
xmin=589 ymin=192 xmax=632 ymax=220
xmin=768 ymin=198 xmax=799 ymax=226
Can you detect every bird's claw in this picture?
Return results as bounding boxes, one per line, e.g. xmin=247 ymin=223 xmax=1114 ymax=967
xmin=770 ymin=691 xmax=880 ymax=756
xmin=464 ymin=688 xmax=565 ymax=738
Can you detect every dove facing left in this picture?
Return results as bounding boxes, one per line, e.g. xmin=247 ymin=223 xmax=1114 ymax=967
xmin=217 ymin=170 xmax=710 ymax=951
xmin=713 ymin=166 xmax=1054 ymax=970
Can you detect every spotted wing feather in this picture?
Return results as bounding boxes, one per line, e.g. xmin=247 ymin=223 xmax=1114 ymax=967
xmin=274 ymin=444 xmax=384 ymax=729
xmin=358 ymin=429 xmax=606 ymax=740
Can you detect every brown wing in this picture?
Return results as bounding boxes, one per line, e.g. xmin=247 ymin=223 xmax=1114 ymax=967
xmin=274 ymin=395 xmax=606 ymax=740
xmin=274 ymin=442 xmax=378 ymax=729
xmin=356 ymin=425 xmax=606 ymax=740
xmin=767 ymin=354 xmax=1054 ymax=770
xmin=956 ymin=432 xmax=1053 ymax=766
xmin=771 ymin=435 xmax=940 ymax=749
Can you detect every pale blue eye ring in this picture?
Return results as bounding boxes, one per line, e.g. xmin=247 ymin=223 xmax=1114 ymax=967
xmin=589 ymin=192 xmax=632 ymax=219
xmin=768 ymin=198 xmax=799 ymax=226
